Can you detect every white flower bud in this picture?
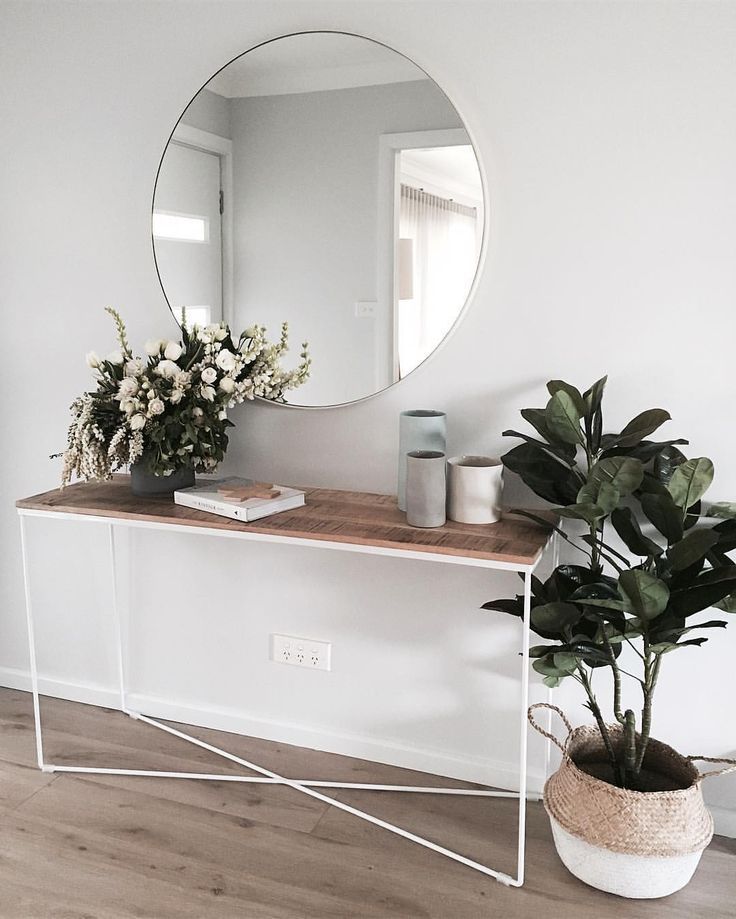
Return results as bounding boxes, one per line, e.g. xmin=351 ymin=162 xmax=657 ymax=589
xmin=219 ymin=376 xmax=235 ymax=393
xmin=86 ymin=351 xmax=101 ymax=369
xmin=145 ymin=339 xmax=163 ymax=356
xmin=163 ymin=341 xmax=183 ymax=361
xmin=130 ymin=413 xmax=146 ymax=431
xmin=106 ymin=351 xmax=124 ymax=365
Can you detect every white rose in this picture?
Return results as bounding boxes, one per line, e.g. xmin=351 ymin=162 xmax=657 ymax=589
xmin=163 ymin=341 xmax=183 ymax=361
xmin=174 ymin=370 xmax=191 ymax=387
xmin=118 ymin=378 xmax=138 ymax=398
xmin=169 ymin=389 xmax=183 ymax=404
xmin=130 ymin=413 xmax=146 ymax=430
xmin=106 ymin=351 xmax=124 ymax=365
xmin=155 ymin=359 xmax=180 ymax=379
xmin=149 ymin=398 xmax=165 ymax=416
xmin=200 ymin=384 xmax=216 ymax=401
xmin=215 ymin=326 xmax=228 ymax=341
xmin=215 ymin=349 xmax=236 ymax=372
xmin=201 ymin=366 xmax=217 ymax=384
xmin=145 ymin=339 xmax=163 ymax=356
xmin=125 ymin=358 xmax=143 ymax=377
xmin=86 ymin=351 xmax=101 ymax=369
xmin=219 ymin=376 xmax=235 ymax=393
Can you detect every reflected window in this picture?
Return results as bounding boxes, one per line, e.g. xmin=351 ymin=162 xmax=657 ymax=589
xmin=153 ymin=211 xmax=209 ymax=243
xmin=397 ymin=144 xmax=482 ymax=377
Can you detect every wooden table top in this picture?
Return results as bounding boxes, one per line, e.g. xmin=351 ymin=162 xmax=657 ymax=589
xmin=17 ymin=478 xmax=554 ymax=568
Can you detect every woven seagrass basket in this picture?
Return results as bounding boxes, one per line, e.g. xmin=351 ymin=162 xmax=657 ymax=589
xmin=529 ymin=703 xmax=736 ymax=899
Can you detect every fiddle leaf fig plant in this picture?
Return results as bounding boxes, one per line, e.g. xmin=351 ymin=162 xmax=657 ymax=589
xmin=484 ymin=377 xmax=736 ymax=790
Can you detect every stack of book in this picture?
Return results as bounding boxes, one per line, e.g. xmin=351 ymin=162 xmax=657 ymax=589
xmin=174 ymin=477 xmax=305 ymax=522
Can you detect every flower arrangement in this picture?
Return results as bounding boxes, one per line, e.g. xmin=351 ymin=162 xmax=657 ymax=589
xmin=60 ymin=308 xmax=310 ymax=485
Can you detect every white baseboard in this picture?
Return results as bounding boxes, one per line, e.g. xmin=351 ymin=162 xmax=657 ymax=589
xmin=0 ymin=666 xmax=545 ymax=794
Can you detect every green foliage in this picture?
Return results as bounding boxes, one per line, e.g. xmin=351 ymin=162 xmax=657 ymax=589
xmin=486 ymin=377 xmax=735 ymax=790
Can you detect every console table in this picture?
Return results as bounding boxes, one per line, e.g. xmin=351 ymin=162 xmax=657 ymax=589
xmin=17 ymin=478 xmax=556 ymax=888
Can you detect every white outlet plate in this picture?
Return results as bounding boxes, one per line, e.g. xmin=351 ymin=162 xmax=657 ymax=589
xmin=270 ymin=633 xmax=332 ymax=671
xmin=355 ymin=300 xmax=376 ymax=318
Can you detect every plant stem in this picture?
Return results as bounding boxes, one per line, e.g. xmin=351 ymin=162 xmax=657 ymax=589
xmin=578 ymin=665 xmax=621 ymax=782
xmin=634 ymin=651 xmax=662 ymax=773
xmin=623 ymin=709 xmax=637 ymax=786
xmin=602 ymin=633 xmax=625 ymax=725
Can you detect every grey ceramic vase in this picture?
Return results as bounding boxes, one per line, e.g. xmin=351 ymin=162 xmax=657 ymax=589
xmin=405 ymin=451 xmax=447 ymax=528
xmin=397 ymin=410 xmax=446 ymax=511
xmin=130 ymin=463 xmax=195 ymax=498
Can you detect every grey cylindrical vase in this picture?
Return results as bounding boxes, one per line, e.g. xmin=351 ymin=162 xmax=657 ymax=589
xmin=130 ymin=463 xmax=195 ymax=498
xmin=398 ymin=410 xmax=446 ymax=511
xmin=447 ymin=455 xmax=504 ymax=524
xmin=405 ymin=451 xmax=447 ymax=528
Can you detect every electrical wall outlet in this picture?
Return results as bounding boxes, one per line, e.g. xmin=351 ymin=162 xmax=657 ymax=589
xmin=355 ymin=300 xmax=376 ymax=318
xmin=270 ymin=633 xmax=331 ymax=671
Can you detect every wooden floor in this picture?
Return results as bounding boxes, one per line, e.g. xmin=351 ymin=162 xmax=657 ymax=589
xmin=0 ymin=689 xmax=732 ymax=918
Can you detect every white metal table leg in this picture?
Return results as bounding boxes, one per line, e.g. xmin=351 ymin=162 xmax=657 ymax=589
xmin=19 ymin=515 xmax=49 ymax=772
xmin=510 ymin=568 xmax=533 ymax=887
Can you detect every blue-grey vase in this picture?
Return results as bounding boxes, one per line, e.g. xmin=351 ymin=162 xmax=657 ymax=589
xmin=397 ymin=410 xmax=446 ymax=511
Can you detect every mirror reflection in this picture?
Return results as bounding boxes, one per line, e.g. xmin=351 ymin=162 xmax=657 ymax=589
xmin=153 ymin=33 xmax=484 ymax=406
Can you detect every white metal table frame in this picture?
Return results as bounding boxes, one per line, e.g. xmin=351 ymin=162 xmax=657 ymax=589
xmin=18 ymin=506 xmax=557 ymax=888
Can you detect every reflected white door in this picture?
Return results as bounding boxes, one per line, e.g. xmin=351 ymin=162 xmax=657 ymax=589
xmin=154 ymin=142 xmax=223 ymax=326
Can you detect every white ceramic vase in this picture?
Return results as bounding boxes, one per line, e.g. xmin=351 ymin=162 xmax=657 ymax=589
xmin=447 ymin=455 xmax=503 ymax=524
xmin=405 ymin=451 xmax=446 ymax=528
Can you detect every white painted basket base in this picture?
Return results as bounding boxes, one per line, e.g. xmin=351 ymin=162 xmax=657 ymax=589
xmin=549 ymin=816 xmax=704 ymax=899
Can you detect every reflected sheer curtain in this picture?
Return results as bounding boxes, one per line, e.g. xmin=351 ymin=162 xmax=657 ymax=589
xmin=398 ymin=184 xmax=480 ymax=377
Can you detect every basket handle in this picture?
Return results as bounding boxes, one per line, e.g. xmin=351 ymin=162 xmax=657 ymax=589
xmin=528 ymin=703 xmax=573 ymax=755
xmin=687 ymin=755 xmax=736 ymax=780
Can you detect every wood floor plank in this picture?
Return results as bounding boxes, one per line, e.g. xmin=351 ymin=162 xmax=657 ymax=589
xmin=0 ymin=687 xmax=733 ymax=919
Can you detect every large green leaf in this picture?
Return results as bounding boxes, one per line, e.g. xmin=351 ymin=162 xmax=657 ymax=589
xmin=611 ymin=507 xmax=662 ymax=557
xmin=583 ymin=376 xmax=607 ymax=417
xmin=641 ymin=492 xmax=684 ymax=543
xmin=555 ymin=503 xmax=606 ymax=524
xmin=601 ymin=438 xmax=689 ymax=463
xmin=480 ymin=599 xmax=523 ymax=616
xmin=520 ymin=408 xmax=558 ymax=445
xmin=666 ymin=529 xmax=720 ymax=571
xmin=581 ymin=376 xmax=606 ymax=452
xmin=668 ymin=566 xmax=736 ymax=617
xmin=547 ymin=380 xmax=586 ymax=416
xmin=653 ymin=445 xmax=688 ymax=485
xmin=577 ymin=480 xmax=620 ymax=514
xmin=612 ymin=409 xmax=671 ymax=449
xmin=502 ymin=442 xmax=581 ymax=505
xmin=531 ymin=602 xmax=581 ymax=633
xmin=545 ymin=391 xmax=584 ymax=446
xmin=618 ymin=569 xmax=670 ymax=620
xmin=502 ymin=430 xmax=576 ymax=466
xmin=587 ymin=456 xmax=644 ymax=498
xmin=532 ymin=654 xmax=576 ymax=679
xmin=667 ymin=457 xmax=714 ymax=509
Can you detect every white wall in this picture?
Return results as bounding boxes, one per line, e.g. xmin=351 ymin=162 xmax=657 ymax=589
xmin=2 ymin=0 xmax=735 ymax=829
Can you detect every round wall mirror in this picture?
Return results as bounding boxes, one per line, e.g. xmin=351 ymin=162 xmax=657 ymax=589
xmin=153 ymin=32 xmax=485 ymax=407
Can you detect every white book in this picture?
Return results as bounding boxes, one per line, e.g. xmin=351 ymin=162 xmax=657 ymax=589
xmin=174 ymin=477 xmax=305 ymax=522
